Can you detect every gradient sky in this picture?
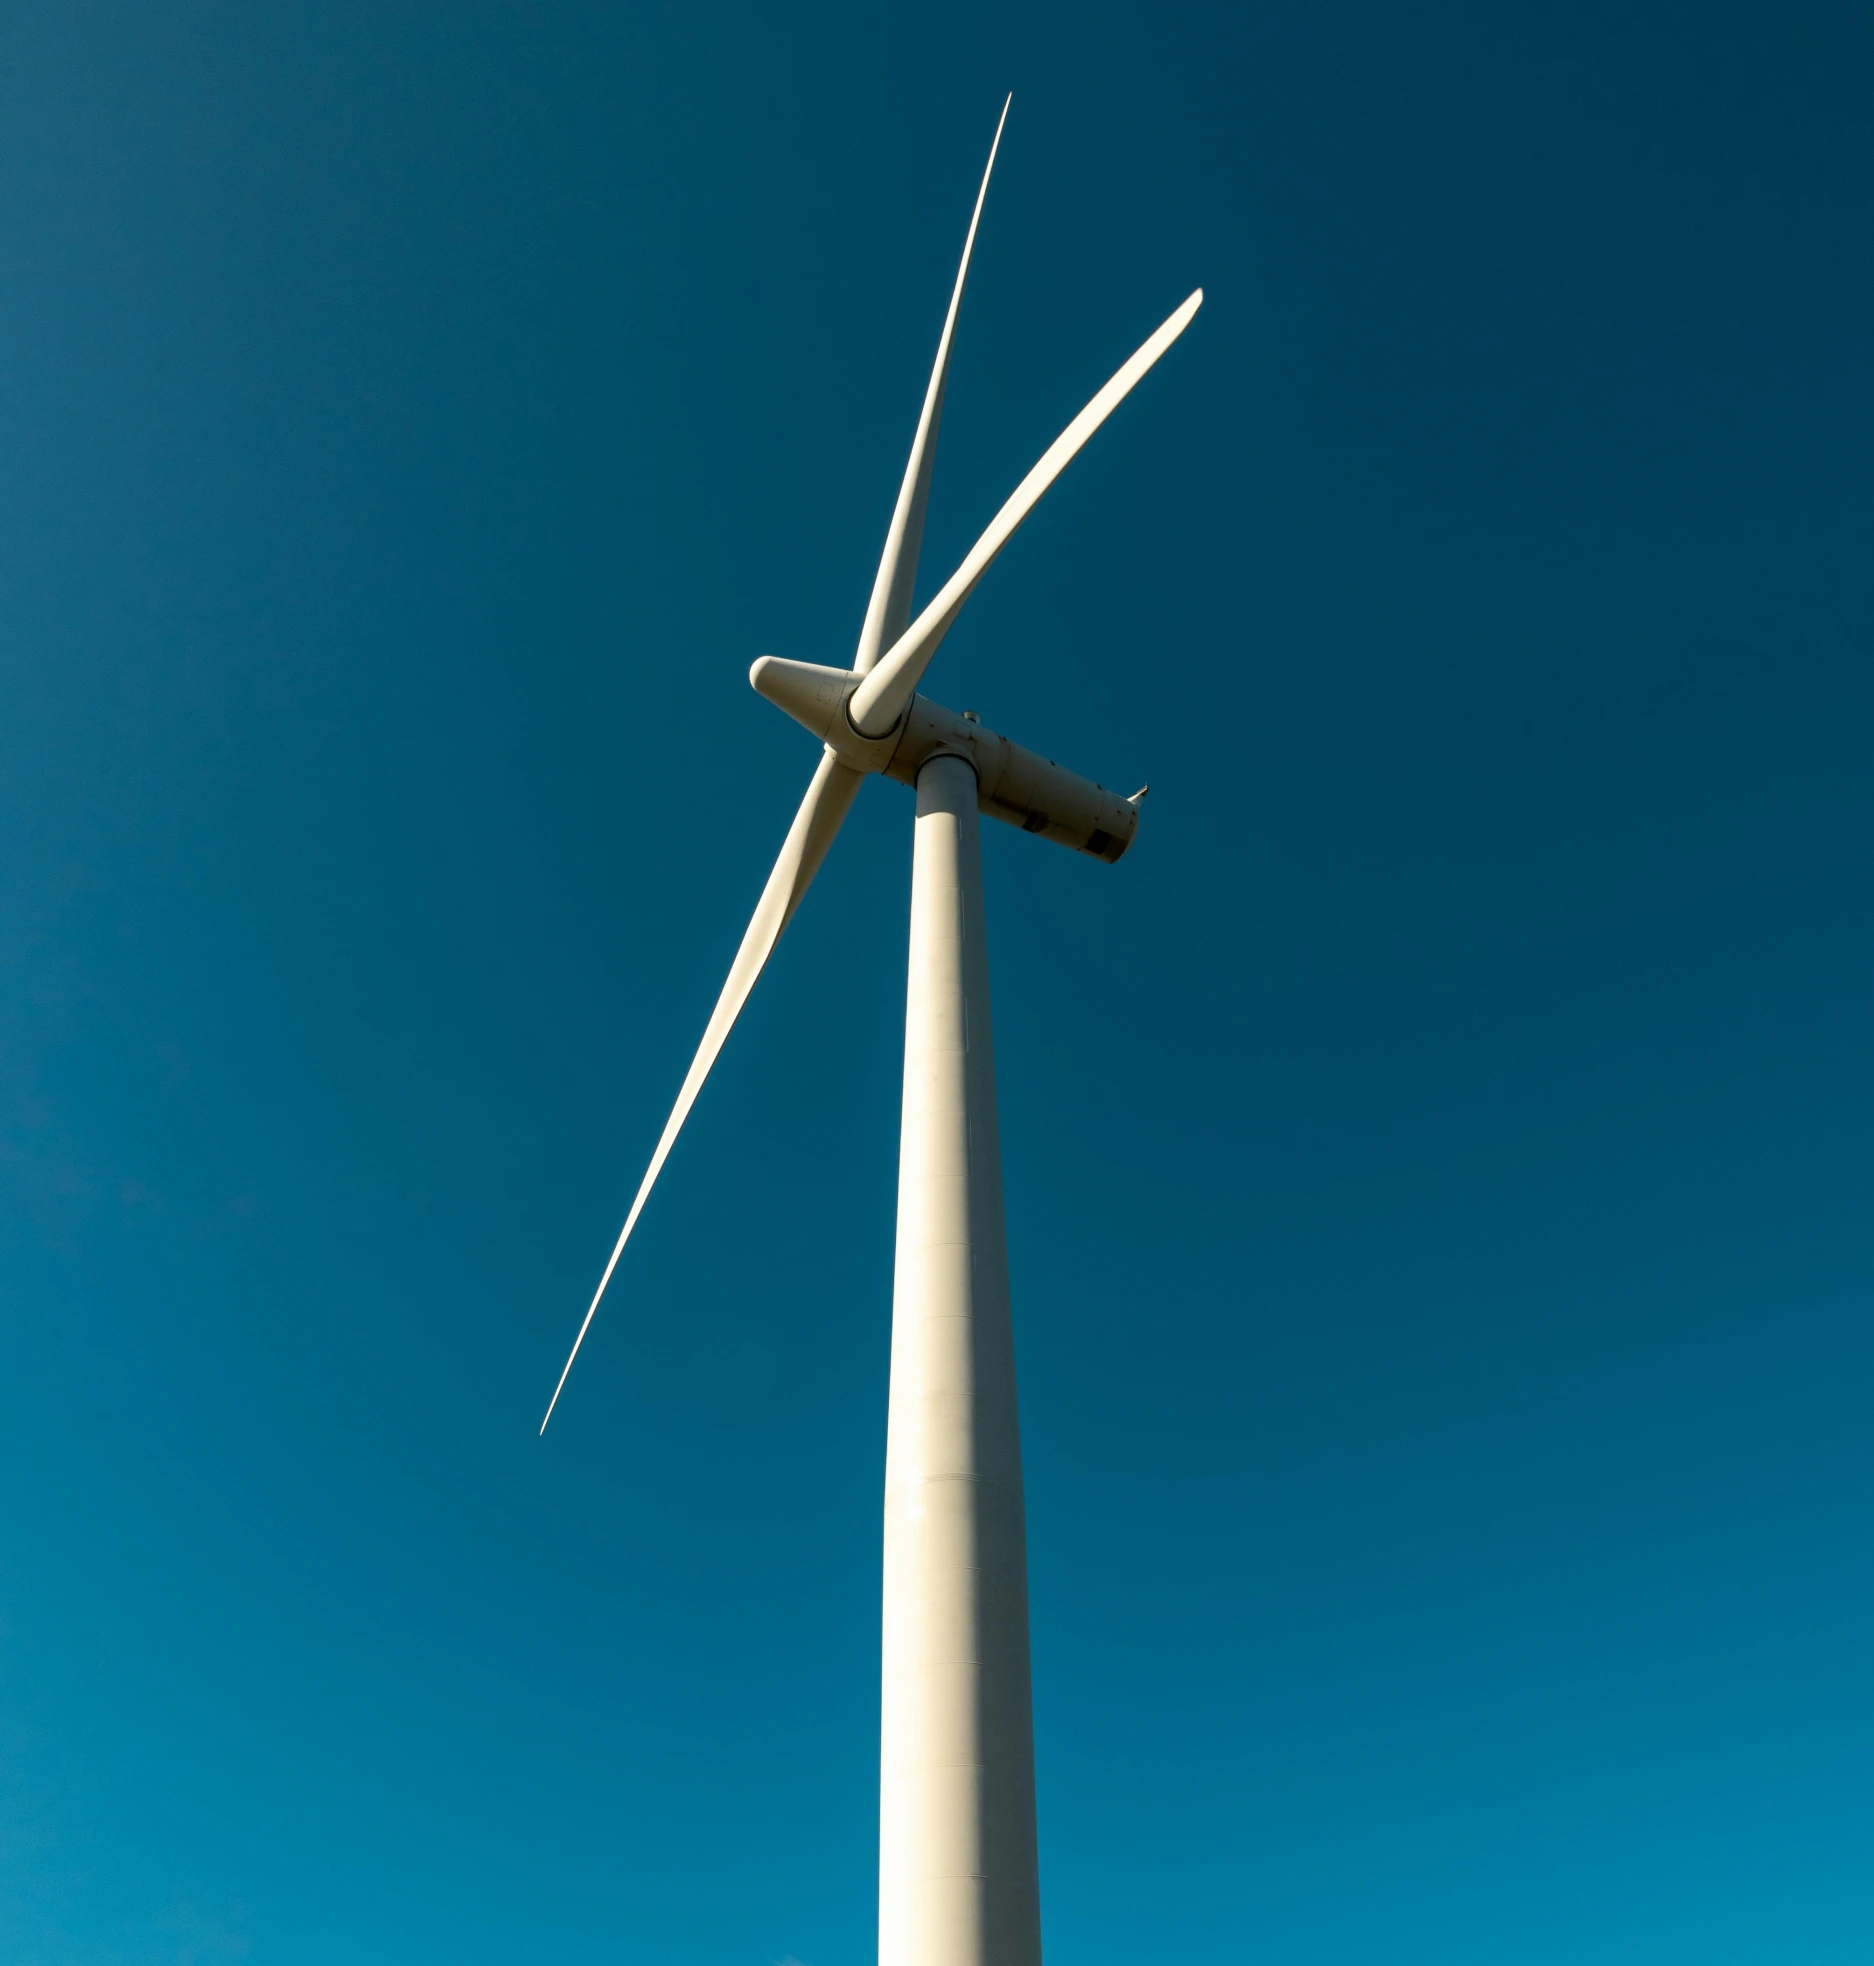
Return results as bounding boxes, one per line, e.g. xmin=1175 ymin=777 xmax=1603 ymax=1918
xmin=2 ymin=3 xmax=1871 ymax=1962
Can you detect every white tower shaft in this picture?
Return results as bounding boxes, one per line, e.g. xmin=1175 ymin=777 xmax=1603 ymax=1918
xmin=880 ymin=754 xmax=1042 ymax=1966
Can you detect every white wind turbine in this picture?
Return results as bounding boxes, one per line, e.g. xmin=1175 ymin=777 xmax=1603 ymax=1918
xmin=541 ymin=99 xmax=1199 ymax=1966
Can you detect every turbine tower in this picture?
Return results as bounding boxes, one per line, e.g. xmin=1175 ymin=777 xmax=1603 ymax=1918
xmin=541 ymin=100 xmax=1200 ymax=1966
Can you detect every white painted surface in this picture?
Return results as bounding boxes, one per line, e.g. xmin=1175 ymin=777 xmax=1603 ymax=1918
xmin=748 ymin=657 xmax=1139 ymax=862
xmin=541 ymin=102 xmax=1198 ymax=1437
xmin=854 ymin=98 xmax=1009 ymax=678
xmin=539 ymin=749 xmax=863 ymax=1431
xmin=880 ymin=753 xmax=1042 ymax=1966
xmin=848 ymin=287 xmax=1205 ymax=738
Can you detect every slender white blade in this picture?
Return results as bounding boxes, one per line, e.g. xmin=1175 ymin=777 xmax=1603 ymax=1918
xmin=852 ymin=96 xmax=1011 ymax=677
xmin=540 ymin=752 xmax=864 ymax=1433
xmin=848 ymin=288 xmax=1204 ymax=736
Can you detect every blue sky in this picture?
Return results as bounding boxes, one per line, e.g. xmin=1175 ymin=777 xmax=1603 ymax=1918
xmin=2 ymin=2 xmax=1871 ymax=1961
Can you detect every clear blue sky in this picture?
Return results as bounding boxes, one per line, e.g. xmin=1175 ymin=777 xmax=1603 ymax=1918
xmin=2 ymin=2 xmax=1870 ymax=1961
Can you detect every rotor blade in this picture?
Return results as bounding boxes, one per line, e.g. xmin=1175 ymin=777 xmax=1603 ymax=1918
xmin=852 ymin=96 xmax=1010 ymax=677
xmin=847 ymin=287 xmax=1204 ymax=737
xmin=539 ymin=751 xmax=864 ymax=1434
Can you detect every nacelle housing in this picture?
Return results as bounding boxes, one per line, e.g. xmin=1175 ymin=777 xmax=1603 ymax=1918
xmin=750 ymin=656 xmax=1139 ymax=864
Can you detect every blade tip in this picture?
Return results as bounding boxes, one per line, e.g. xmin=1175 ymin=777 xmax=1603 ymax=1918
xmin=986 ymin=94 xmax=1011 ymax=164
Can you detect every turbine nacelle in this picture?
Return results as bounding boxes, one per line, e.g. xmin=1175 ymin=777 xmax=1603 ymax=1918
xmin=750 ymin=655 xmax=1140 ymax=863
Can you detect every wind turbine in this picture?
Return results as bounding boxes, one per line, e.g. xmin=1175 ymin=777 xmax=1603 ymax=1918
xmin=541 ymin=99 xmax=1200 ymax=1966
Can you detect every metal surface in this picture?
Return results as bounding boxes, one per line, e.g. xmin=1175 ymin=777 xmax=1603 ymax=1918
xmin=748 ymin=658 xmax=1141 ymax=861
xmin=881 ymin=753 xmax=1041 ymax=1966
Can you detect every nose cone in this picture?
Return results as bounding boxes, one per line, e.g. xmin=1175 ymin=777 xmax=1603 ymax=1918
xmin=749 ymin=655 xmax=854 ymax=744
